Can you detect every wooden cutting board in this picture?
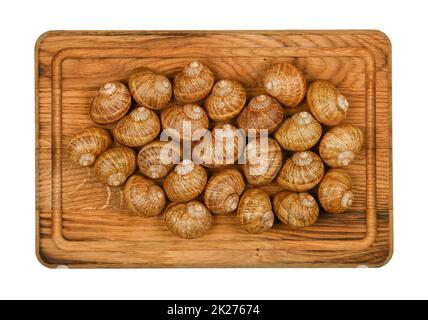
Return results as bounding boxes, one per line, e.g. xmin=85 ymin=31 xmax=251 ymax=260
xmin=35 ymin=30 xmax=392 ymax=268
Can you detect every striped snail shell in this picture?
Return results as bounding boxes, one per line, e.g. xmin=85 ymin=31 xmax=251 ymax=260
xmin=193 ymin=123 xmax=245 ymax=169
xmin=137 ymin=140 xmax=181 ymax=179
xmin=318 ymin=169 xmax=354 ymax=213
xmin=319 ymin=124 xmax=364 ymax=167
xmin=113 ymin=106 xmax=160 ymax=147
xmin=273 ymin=191 xmax=319 ymax=227
xmin=276 ymin=151 xmax=325 ymax=192
xmin=165 ymin=201 xmax=212 ymax=239
xmin=128 ymin=67 xmax=172 ymax=110
xmin=90 ymin=82 xmax=131 ymax=124
xmin=204 ymin=79 xmax=247 ymax=121
xmin=274 ymin=111 xmax=322 ymax=151
xmin=236 ymin=95 xmax=284 ymax=135
xmin=124 ymin=175 xmax=166 ymax=217
xmin=204 ymin=169 xmax=246 ymax=215
xmin=243 ymin=137 xmax=283 ymax=186
xmin=160 ymin=103 xmax=209 ymax=141
xmin=237 ymin=188 xmax=274 ymax=234
xmin=94 ymin=147 xmax=137 ymax=187
xmin=67 ymin=127 xmax=112 ymax=167
xmin=307 ymin=80 xmax=349 ymax=126
xmin=262 ymin=63 xmax=307 ymax=107
xmin=173 ymin=61 xmax=215 ymax=103
xmin=163 ymin=160 xmax=208 ymax=202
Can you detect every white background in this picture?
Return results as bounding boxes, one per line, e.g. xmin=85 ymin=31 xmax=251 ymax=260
xmin=0 ymin=0 xmax=426 ymax=300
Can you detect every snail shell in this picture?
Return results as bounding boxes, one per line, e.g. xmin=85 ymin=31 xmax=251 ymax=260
xmin=276 ymin=151 xmax=325 ymax=192
xmin=262 ymin=63 xmax=307 ymax=107
xmin=137 ymin=140 xmax=181 ymax=179
xmin=193 ymin=124 xmax=245 ymax=168
xmin=273 ymin=191 xmax=319 ymax=227
xmin=94 ymin=147 xmax=137 ymax=187
xmin=165 ymin=201 xmax=212 ymax=239
xmin=237 ymin=188 xmax=274 ymax=234
xmin=204 ymin=169 xmax=245 ymax=215
xmin=318 ymin=169 xmax=354 ymax=213
xmin=243 ymin=137 xmax=283 ymax=186
xmin=173 ymin=61 xmax=215 ymax=103
xmin=161 ymin=103 xmax=209 ymax=141
xmin=307 ymin=80 xmax=349 ymax=126
xmin=128 ymin=67 xmax=172 ymax=110
xmin=163 ymin=160 xmax=208 ymax=202
xmin=236 ymin=95 xmax=284 ymax=134
xmin=319 ymin=124 xmax=364 ymax=167
xmin=274 ymin=111 xmax=322 ymax=151
xmin=124 ymin=175 xmax=166 ymax=217
xmin=90 ymin=82 xmax=131 ymax=124
xmin=204 ymin=79 xmax=247 ymax=121
xmin=67 ymin=127 xmax=113 ymax=167
xmin=113 ymin=106 xmax=160 ymax=147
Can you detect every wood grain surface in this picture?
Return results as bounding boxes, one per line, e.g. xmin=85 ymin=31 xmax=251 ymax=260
xmin=35 ymin=30 xmax=392 ymax=268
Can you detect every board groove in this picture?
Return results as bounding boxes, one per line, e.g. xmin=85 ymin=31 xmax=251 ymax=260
xmin=35 ymin=30 xmax=392 ymax=268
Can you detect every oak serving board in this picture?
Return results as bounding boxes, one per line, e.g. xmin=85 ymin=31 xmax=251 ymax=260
xmin=35 ymin=30 xmax=392 ymax=268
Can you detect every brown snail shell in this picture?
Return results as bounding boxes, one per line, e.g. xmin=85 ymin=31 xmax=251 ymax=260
xmin=137 ymin=140 xmax=181 ymax=179
xmin=204 ymin=79 xmax=247 ymax=121
xmin=113 ymin=106 xmax=160 ymax=147
xmin=173 ymin=61 xmax=215 ymax=103
xmin=193 ymin=124 xmax=245 ymax=168
xmin=204 ymin=169 xmax=245 ymax=215
xmin=90 ymin=82 xmax=131 ymax=124
xmin=318 ymin=169 xmax=354 ymax=213
xmin=273 ymin=191 xmax=319 ymax=227
xmin=237 ymin=188 xmax=274 ymax=234
xmin=67 ymin=127 xmax=113 ymax=167
xmin=236 ymin=95 xmax=284 ymax=134
xmin=319 ymin=124 xmax=364 ymax=167
xmin=160 ymin=103 xmax=209 ymax=141
xmin=124 ymin=175 xmax=166 ymax=217
xmin=165 ymin=201 xmax=212 ymax=239
xmin=307 ymin=80 xmax=349 ymax=126
xmin=262 ymin=63 xmax=307 ymax=107
xmin=276 ymin=151 xmax=325 ymax=192
xmin=94 ymin=147 xmax=137 ymax=187
xmin=128 ymin=67 xmax=172 ymax=110
xmin=243 ymin=137 xmax=283 ymax=186
xmin=163 ymin=160 xmax=208 ymax=202
xmin=274 ymin=111 xmax=322 ymax=151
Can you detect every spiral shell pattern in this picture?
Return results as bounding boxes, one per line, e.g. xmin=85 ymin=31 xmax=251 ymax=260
xmin=318 ymin=169 xmax=354 ymax=213
xmin=90 ymin=82 xmax=131 ymax=124
xmin=273 ymin=191 xmax=319 ymax=227
xmin=276 ymin=151 xmax=324 ymax=192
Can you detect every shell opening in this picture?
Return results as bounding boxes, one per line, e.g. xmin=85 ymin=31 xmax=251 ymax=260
xmin=101 ymin=82 xmax=116 ymax=96
xmin=184 ymin=104 xmax=204 ymax=120
xmin=341 ymin=191 xmax=354 ymax=209
xmin=337 ymin=95 xmax=349 ymax=112
xmin=131 ymin=107 xmax=151 ymax=121
xmin=79 ymin=153 xmax=95 ymax=167
xmin=265 ymin=78 xmax=281 ymax=96
xmin=224 ymin=193 xmax=240 ymax=212
xmin=175 ymin=160 xmax=195 ymax=175
xmin=337 ymin=150 xmax=355 ymax=167
xmin=107 ymin=173 xmax=127 ymax=186
xmin=294 ymin=111 xmax=314 ymax=126
xmin=262 ymin=210 xmax=275 ymax=229
xmin=298 ymin=193 xmax=316 ymax=207
xmin=292 ymin=152 xmax=314 ymax=166
xmin=154 ymin=76 xmax=170 ymax=93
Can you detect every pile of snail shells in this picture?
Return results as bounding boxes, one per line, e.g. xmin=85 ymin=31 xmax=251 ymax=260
xmin=67 ymin=61 xmax=364 ymax=240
